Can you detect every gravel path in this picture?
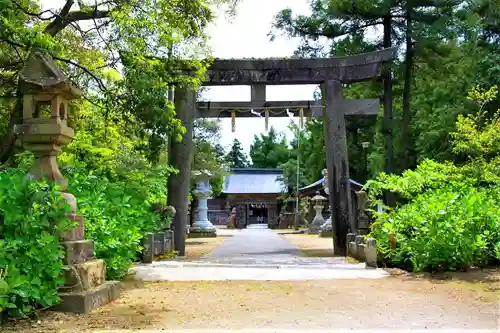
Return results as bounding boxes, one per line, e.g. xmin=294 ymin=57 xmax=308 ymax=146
xmin=4 ymin=226 xmax=499 ymax=332
xmin=6 ymin=277 xmax=499 ymax=332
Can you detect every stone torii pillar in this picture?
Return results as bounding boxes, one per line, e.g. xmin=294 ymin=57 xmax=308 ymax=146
xmin=167 ymin=86 xmax=196 ymax=256
xmin=322 ymin=80 xmax=355 ymax=255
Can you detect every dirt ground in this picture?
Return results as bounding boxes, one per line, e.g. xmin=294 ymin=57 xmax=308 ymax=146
xmin=182 ymin=229 xmax=236 ymax=259
xmin=277 ymin=230 xmax=336 ymax=257
xmin=4 ymin=230 xmax=499 ymax=332
xmin=5 ymin=271 xmax=499 ymax=332
xmin=184 ymin=237 xmax=227 ymax=259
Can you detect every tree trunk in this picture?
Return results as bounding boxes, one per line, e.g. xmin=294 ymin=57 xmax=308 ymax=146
xmin=401 ymin=7 xmax=414 ymax=171
xmin=0 ymin=99 xmax=22 ymax=165
xmin=382 ymin=14 xmax=395 ymax=206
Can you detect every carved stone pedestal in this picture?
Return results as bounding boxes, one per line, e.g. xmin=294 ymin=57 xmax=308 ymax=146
xmin=53 ymin=210 xmax=120 ymax=313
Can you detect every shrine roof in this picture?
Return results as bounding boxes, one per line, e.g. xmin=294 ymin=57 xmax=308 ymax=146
xmin=223 ymin=168 xmax=285 ymax=195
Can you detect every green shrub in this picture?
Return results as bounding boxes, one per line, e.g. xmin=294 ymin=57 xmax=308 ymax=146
xmin=66 ymin=166 xmax=173 ymax=280
xmin=367 ymin=86 xmax=500 ymax=272
xmin=0 ymin=169 xmax=74 ymax=318
xmin=370 ymin=185 xmax=500 ymax=272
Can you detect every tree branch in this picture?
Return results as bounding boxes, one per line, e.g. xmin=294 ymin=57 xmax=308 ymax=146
xmin=52 ymin=55 xmax=107 ymax=92
xmin=289 ymin=20 xmax=382 ymax=40
xmin=44 ymin=0 xmax=111 ymax=37
xmin=12 ymin=1 xmax=56 ymax=20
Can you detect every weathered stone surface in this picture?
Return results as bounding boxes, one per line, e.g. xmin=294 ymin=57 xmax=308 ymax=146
xmin=62 ymin=239 xmax=94 ymax=265
xmin=196 ymin=99 xmax=380 ymax=118
xmin=365 ymin=238 xmax=377 ymax=268
xmin=154 ymin=232 xmax=165 ymax=256
xmin=322 ymin=80 xmax=355 ymax=256
xmin=19 ymin=48 xmax=81 ymax=98
xmin=355 ymin=235 xmax=364 ymax=246
xmin=166 ymin=230 xmax=174 ymax=252
xmin=319 ymin=217 xmax=333 ymax=238
xmin=309 ymin=193 xmax=327 ymax=234
xmin=53 ymin=281 xmax=120 ymax=314
xmin=62 ymin=214 xmax=85 ymax=241
xmin=163 ymin=231 xmax=171 ymax=253
xmin=142 ymin=233 xmax=154 ymax=264
xmin=62 ymin=259 xmax=106 ymax=292
xmin=346 ymin=233 xmax=356 ymax=244
xmin=356 ymin=190 xmax=371 ymax=233
xmin=204 ymin=48 xmax=397 ymax=85
xmin=357 ymin=243 xmax=366 ymax=262
xmin=188 ymin=231 xmax=217 ymax=238
xmin=348 ymin=241 xmax=357 ymax=257
xmin=358 ymin=218 xmax=370 ymax=230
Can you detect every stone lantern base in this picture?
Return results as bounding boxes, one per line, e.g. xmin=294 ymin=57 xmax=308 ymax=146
xmin=188 ymin=230 xmax=217 ymax=238
xmin=188 ymin=224 xmax=217 ymax=238
xmin=319 ymin=217 xmax=334 ymax=238
xmin=52 ymin=211 xmax=120 ymax=313
xmin=308 ymin=223 xmax=322 ymax=235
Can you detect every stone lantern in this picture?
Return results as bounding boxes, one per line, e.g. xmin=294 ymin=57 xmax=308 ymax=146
xmin=320 ymin=168 xmax=333 ymax=237
xmin=308 ymin=191 xmax=327 ymax=234
xmin=17 ymin=49 xmax=119 ymax=313
xmin=18 ymin=49 xmax=79 ymax=190
xmin=189 ymin=170 xmax=217 ymax=237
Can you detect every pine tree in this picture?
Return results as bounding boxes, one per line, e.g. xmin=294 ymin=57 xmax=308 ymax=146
xmin=272 ymin=0 xmax=461 ymax=172
xmin=225 ymin=139 xmax=249 ymax=168
xmin=249 ymin=126 xmax=290 ymax=168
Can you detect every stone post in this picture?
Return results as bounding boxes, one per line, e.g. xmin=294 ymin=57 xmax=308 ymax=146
xmin=365 ymin=237 xmax=378 ymax=268
xmin=189 ymin=170 xmax=217 ymax=237
xmin=308 ymin=191 xmax=327 ymax=234
xmin=17 ymin=49 xmax=119 ymax=313
xmin=356 ymin=190 xmax=371 ymax=234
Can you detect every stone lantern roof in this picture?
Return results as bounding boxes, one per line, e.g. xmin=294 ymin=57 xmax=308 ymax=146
xmin=19 ymin=48 xmax=81 ymax=99
xmin=311 ymin=191 xmax=327 ymax=202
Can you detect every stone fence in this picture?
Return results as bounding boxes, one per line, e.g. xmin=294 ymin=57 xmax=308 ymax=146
xmin=141 ymin=230 xmax=175 ymax=263
xmin=346 ymin=233 xmax=378 ymax=268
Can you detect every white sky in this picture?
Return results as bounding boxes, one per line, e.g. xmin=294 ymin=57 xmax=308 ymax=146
xmin=204 ymin=0 xmax=317 ymax=153
xmin=42 ymin=0 xmax=316 ymax=154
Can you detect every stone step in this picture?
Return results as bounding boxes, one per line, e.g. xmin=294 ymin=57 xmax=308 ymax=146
xmin=61 ymin=259 xmax=106 ymax=292
xmin=62 ymin=239 xmax=94 ymax=264
xmin=53 ymin=280 xmax=120 ymax=314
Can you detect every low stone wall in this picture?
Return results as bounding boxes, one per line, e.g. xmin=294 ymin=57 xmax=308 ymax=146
xmin=346 ymin=233 xmax=377 ymax=268
xmin=141 ymin=230 xmax=175 ymax=263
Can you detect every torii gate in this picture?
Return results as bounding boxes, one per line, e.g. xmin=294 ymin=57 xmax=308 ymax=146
xmin=168 ymin=48 xmax=396 ymax=256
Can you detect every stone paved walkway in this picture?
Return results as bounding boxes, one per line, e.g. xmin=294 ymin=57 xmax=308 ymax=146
xmin=132 ymin=224 xmax=389 ymax=281
xmin=203 ymin=224 xmax=302 ymax=261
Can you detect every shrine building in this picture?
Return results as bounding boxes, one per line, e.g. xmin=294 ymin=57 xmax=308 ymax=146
xmin=207 ymin=168 xmax=286 ymax=228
